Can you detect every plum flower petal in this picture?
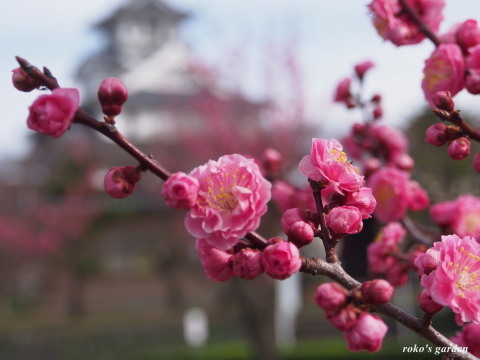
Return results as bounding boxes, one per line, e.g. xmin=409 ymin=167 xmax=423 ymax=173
xmin=299 ymin=138 xmax=364 ymax=194
xmin=185 ymin=154 xmax=271 ymax=250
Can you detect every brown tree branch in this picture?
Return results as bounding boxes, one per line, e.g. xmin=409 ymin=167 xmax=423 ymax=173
xmin=398 ymin=0 xmax=441 ymax=46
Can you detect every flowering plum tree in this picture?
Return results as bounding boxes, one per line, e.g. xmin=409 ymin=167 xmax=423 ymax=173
xmin=11 ymin=0 xmax=480 ymax=358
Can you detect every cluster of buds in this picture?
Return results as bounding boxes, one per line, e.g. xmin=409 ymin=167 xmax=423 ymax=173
xmin=333 ymin=60 xmax=382 ymax=121
xmin=195 ymin=236 xmax=301 ymax=282
xmin=427 ymin=91 xmax=480 ymax=171
xmin=314 ymin=280 xmax=391 ymax=352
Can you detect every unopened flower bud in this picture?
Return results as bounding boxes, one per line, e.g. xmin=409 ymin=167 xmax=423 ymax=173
xmin=232 ymin=248 xmax=264 ymax=279
xmin=393 ymin=153 xmax=415 ymax=172
xmin=425 ymin=123 xmax=448 ymax=146
xmin=260 ymin=148 xmax=282 ymax=174
xmin=456 ymin=19 xmax=480 ymax=51
xmin=288 ymin=221 xmax=314 ymax=248
xmin=261 ymin=240 xmax=301 ymax=280
xmin=161 ymin=172 xmax=199 ymax=209
xmin=432 ymin=91 xmax=455 ymax=112
xmin=448 ymin=137 xmax=471 ymax=160
xmin=371 ymin=94 xmax=382 ymax=103
xmin=465 ymin=70 xmax=480 ymax=95
xmin=315 ymin=282 xmax=347 ymax=312
xmin=12 ymin=67 xmax=40 ymax=92
xmin=372 ymin=105 xmax=383 ymax=120
xmin=196 ymin=238 xmax=233 ymax=282
xmin=104 ymin=165 xmax=140 ymax=199
xmin=414 ymin=248 xmax=440 ymax=276
xmin=328 ymin=305 xmax=358 ymax=331
xmin=406 ymin=181 xmax=430 ymax=212
xmin=473 ymin=153 xmax=480 ymax=173
xmin=363 ymin=157 xmax=381 ymax=177
xmin=354 ymin=60 xmax=374 ymax=80
xmin=281 ymin=208 xmax=309 ymax=234
xmin=326 ymin=206 xmax=363 ymax=235
xmin=98 ymin=77 xmax=128 ymax=118
xmin=345 ymin=187 xmax=376 ymax=219
xmin=361 ymin=279 xmax=394 ymax=305
xmin=418 ymin=290 xmax=443 ymax=314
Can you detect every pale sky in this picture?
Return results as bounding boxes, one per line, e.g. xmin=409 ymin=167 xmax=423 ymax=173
xmin=2 ymin=0 xmax=480 ymax=162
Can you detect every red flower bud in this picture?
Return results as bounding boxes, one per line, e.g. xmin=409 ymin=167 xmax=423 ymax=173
xmin=448 ymin=137 xmax=470 ymax=160
xmin=361 ymin=279 xmax=394 ymax=305
xmin=260 ymin=148 xmax=283 ymax=174
xmin=425 ymin=123 xmax=448 ymax=146
xmin=418 ymin=290 xmax=442 ymax=314
xmin=104 ymin=165 xmax=140 ymax=199
xmin=432 ymin=91 xmax=455 ymax=112
xmin=12 ymin=67 xmax=40 ymax=92
xmin=98 ymin=77 xmax=128 ymax=118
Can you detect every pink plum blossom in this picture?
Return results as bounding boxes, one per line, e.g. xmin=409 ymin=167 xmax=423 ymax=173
xmin=161 ymin=172 xmax=199 ymax=209
xmin=232 ymin=248 xmax=264 ymax=280
xmin=370 ymin=124 xmax=408 ymax=164
xmin=369 ymin=167 xmax=410 ymax=223
xmin=421 ymin=44 xmax=465 ymax=108
xmin=418 ymin=234 xmax=480 ymax=324
xmin=429 ymin=200 xmax=456 ymax=226
xmin=104 ymin=165 xmax=141 ymax=199
xmin=451 ymin=323 xmax=480 ymax=357
xmin=451 ymin=195 xmax=480 ymax=239
xmin=271 ymin=180 xmax=316 ymax=213
xmin=344 ymin=312 xmax=388 ymax=352
xmin=27 ymin=88 xmax=80 ymax=138
xmin=406 ymin=181 xmax=430 ymax=211
xmin=195 ymin=238 xmax=233 ymax=282
xmin=299 ymin=138 xmax=364 ymax=194
xmin=315 ymin=282 xmax=347 ymax=312
xmin=261 ymin=240 xmax=301 ymax=280
xmin=326 ymin=206 xmax=363 ymax=235
xmin=414 ymin=247 xmax=440 ymax=276
xmin=368 ymin=0 xmax=445 ymax=46
xmin=185 ymin=154 xmax=271 ymax=250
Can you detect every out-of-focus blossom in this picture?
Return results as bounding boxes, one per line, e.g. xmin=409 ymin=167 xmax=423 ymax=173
xmin=451 ymin=323 xmax=480 ymax=357
xmin=333 ymin=78 xmax=354 ymax=107
xmin=369 ymin=167 xmax=410 ymax=223
xmin=315 ymin=282 xmax=347 ymax=312
xmin=368 ymin=0 xmax=445 ymax=46
xmin=406 ymin=181 xmax=430 ymax=211
xmin=185 ymin=154 xmax=271 ymax=250
xmin=354 ymin=60 xmax=375 ymax=80
xmin=370 ymin=124 xmax=408 ymax=164
xmin=422 ymin=44 xmax=465 ymax=108
xmin=456 ymin=19 xmax=480 ymax=52
xmin=260 ymin=148 xmax=283 ymax=174
xmin=344 ymin=312 xmax=388 ymax=352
